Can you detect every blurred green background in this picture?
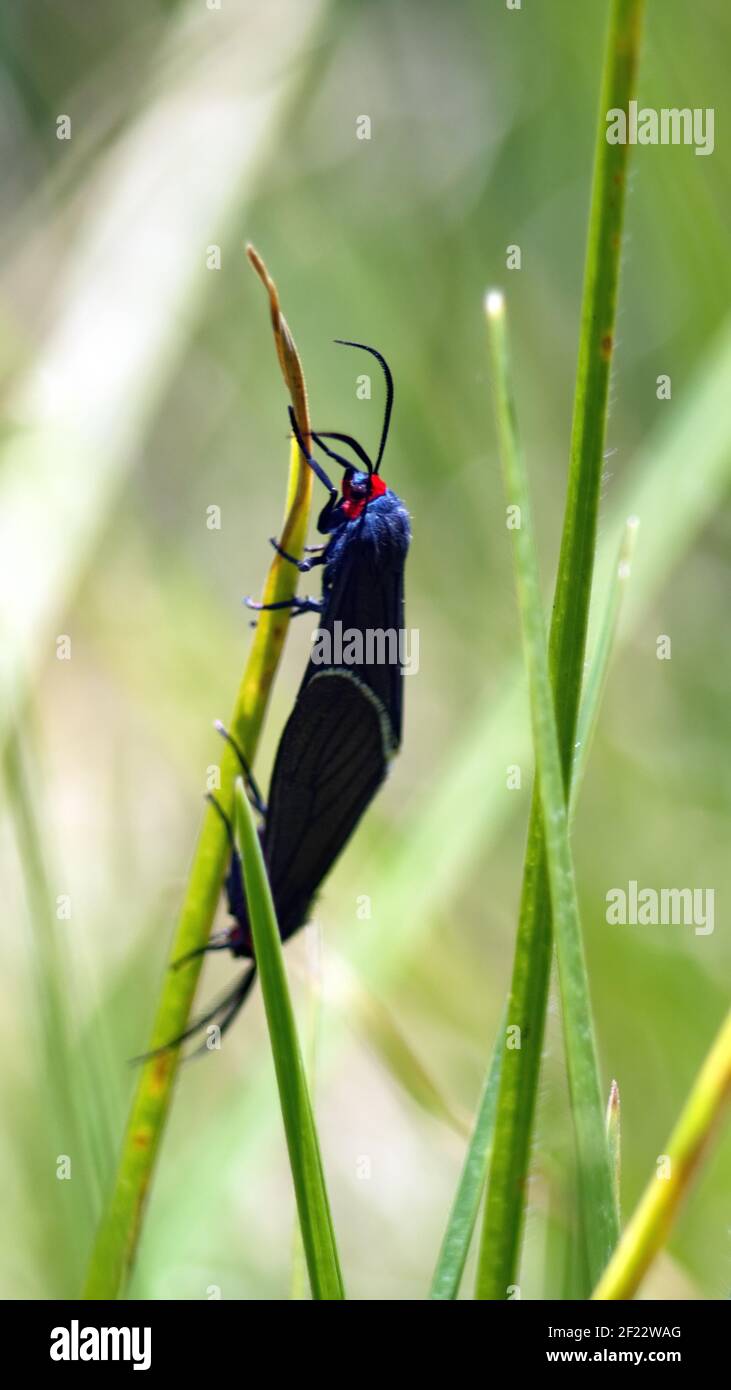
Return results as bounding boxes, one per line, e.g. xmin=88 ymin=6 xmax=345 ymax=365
xmin=1 ymin=0 xmax=729 ymax=1300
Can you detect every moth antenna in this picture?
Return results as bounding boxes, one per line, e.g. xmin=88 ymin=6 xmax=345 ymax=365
xmin=312 ymin=430 xmax=373 ymax=476
xmin=334 ymin=340 xmax=394 ymax=471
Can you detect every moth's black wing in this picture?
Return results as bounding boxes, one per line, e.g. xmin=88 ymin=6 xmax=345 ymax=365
xmin=298 ymin=492 xmax=410 ymax=750
xmin=301 ymin=558 xmax=404 ymax=748
xmin=264 ymin=670 xmax=390 ymax=942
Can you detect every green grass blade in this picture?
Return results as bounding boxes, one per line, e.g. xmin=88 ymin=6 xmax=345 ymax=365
xmin=571 ymin=517 xmax=639 ymax=811
xmin=290 ymin=924 xmax=323 ymax=1301
xmin=429 ymin=518 xmax=636 ymax=1300
xmin=429 ymin=1008 xmax=505 ymax=1301
xmin=84 ymin=256 xmax=314 ymax=1301
xmin=593 ymin=1009 xmax=731 ymax=1300
xmin=428 ymin=517 xmax=636 ymax=1301
xmin=478 ymin=0 xmax=645 ymax=1300
xmin=234 ymin=784 xmax=345 ymax=1301
xmin=478 ymin=292 xmax=618 ymax=1291
xmin=605 ymin=1080 xmax=621 ymax=1220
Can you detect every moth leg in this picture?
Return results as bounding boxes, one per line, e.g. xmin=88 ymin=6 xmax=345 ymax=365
xmin=288 ymin=602 xmax=324 ymax=621
xmin=244 ymin=594 xmax=323 ymax=617
xmin=171 ymin=800 xmax=253 ymax=966
xmin=172 ymin=931 xmax=233 ymax=969
xmin=288 ymin=406 xmax=338 ymax=499
xmin=268 ymin=536 xmax=327 ymax=572
xmin=212 ymin=726 xmax=267 ymax=817
xmin=316 ymin=492 xmax=347 ymax=534
xmin=183 ymin=966 xmax=258 ymax=1061
xmin=206 ymin=791 xmax=234 ymax=843
xmin=131 ymin=966 xmax=256 ymax=1061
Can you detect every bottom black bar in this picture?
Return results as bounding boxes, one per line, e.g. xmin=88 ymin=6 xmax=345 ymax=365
xmin=0 ymin=1296 xmax=722 ymax=1374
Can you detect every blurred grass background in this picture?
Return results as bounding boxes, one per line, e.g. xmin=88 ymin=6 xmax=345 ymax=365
xmin=1 ymin=0 xmax=729 ymax=1299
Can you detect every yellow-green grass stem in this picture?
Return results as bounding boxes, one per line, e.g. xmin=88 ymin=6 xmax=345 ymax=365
xmin=593 ymin=1009 xmax=731 ymax=1300
xmin=84 ymin=249 xmax=314 ymax=1299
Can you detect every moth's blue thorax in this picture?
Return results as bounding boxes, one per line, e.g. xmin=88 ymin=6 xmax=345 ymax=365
xmin=327 ymin=487 xmax=411 ymax=577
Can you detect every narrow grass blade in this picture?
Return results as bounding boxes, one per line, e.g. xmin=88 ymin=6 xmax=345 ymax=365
xmin=430 ymin=511 xmax=635 ymax=1300
xmin=234 ymin=784 xmax=344 ymax=1301
xmin=478 ymin=292 xmax=618 ymax=1291
xmin=429 ymin=1009 xmax=505 ymax=1300
xmin=291 ymin=924 xmax=324 ymax=1301
xmin=479 ymin=0 xmax=645 ymax=1299
xmin=593 ymin=1009 xmax=731 ymax=1300
xmin=571 ymin=517 xmax=639 ymax=812
xmin=415 ymin=514 xmax=638 ymax=1300
xmin=606 ymin=1079 xmax=621 ymax=1220
xmin=84 ymin=253 xmax=314 ymax=1300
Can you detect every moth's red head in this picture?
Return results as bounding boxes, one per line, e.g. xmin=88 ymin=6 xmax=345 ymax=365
xmin=341 ymin=471 xmax=387 ymax=520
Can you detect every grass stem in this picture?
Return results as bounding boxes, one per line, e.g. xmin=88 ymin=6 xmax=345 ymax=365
xmin=477 ymin=0 xmax=645 ymax=1299
xmin=84 ymin=250 xmax=314 ymax=1299
xmin=477 ymin=293 xmax=618 ymax=1294
xmin=235 ymin=786 xmax=344 ymax=1300
xmin=593 ymin=1009 xmax=731 ymax=1299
